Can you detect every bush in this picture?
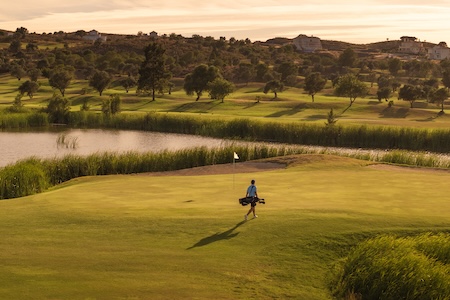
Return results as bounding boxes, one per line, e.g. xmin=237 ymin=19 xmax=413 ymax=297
xmin=330 ymin=233 xmax=450 ymax=300
xmin=0 ymin=159 xmax=50 ymax=199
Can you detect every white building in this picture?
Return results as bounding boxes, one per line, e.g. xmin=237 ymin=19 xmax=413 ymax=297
xmin=428 ymin=42 xmax=450 ymax=60
xmin=83 ymin=30 xmax=107 ymax=42
xmin=292 ymin=34 xmax=322 ymax=52
xmin=398 ymin=36 xmax=424 ymax=54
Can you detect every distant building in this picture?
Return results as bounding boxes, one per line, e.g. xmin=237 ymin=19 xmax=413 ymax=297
xmin=398 ymin=36 xmax=424 ymax=54
xmin=292 ymin=34 xmax=322 ymax=52
xmin=83 ymin=30 xmax=107 ymax=42
xmin=428 ymin=42 xmax=450 ymax=60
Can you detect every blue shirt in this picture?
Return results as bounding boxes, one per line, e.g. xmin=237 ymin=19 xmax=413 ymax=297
xmin=246 ymin=184 xmax=257 ymax=197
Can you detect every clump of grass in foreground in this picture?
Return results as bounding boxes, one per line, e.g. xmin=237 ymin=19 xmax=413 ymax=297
xmin=329 ymin=233 xmax=450 ymax=300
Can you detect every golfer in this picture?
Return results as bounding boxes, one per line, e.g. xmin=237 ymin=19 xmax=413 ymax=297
xmin=244 ymin=179 xmax=258 ymax=220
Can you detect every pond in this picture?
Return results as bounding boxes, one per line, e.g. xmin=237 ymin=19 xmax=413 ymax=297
xmin=0 ymin=129 xmax=227 ymax=167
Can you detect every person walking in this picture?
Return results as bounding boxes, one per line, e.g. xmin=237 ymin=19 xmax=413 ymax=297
xmin=244 ymin=179 xmax=258 ymax=220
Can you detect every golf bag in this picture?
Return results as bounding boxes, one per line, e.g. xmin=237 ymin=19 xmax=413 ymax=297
xmin=239 ymin=196 xmax=265 ymax=206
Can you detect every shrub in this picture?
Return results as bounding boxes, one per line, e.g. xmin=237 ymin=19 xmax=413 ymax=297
xmin=330 ymin=233 xmax=450 ymax=300
xmin=0 ymin=159 xmax=50 ymax=199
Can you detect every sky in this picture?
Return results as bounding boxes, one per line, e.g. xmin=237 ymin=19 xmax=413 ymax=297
xmin=1 ymin=0 xmax=450 ymax=44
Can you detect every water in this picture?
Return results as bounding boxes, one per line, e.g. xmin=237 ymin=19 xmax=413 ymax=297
xmin=0 ymin=129 xmax=226 ymax=167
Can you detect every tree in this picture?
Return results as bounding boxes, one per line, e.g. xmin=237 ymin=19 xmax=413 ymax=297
xmin=338 ymin=48 xmax=357 ymax=68
xmin=110 ymin=94 xmax=121 ymax=114
xmin=376 ymin=87 xmax=392 ymax=103
xmin=48 ymin=69 xmax=73 ymax=96
xmin=119 ymin=77 xmax=137 ymax=93
xmin=304 ymin=72 xmax=327 ymax=102
xmin=234 ymin=62 xmax=255 ymax=84
xmin=89 ymin=70 xmax=112 ymax=96
xmin=137 ymin=43 xmax=171 ymax=101
xmin=430 ymin=88 xmax=449 ymax=113
xmin=208 ymin=78 xmax=234 ymax=102
xmin=8 ymin=39 xmax=21 ymax=53
xmin=26 ymin=42 xmax=38 ymax=52
xmin=183 ymin=64 xmax=220 ymax=101
xmin=398 ymin=84 xmax=423 ymax=108
xmin=18 ymin=80 xmax=39 ymax=99
xmin=325 ymin=108 xmax=338 ymax=126
xmin=263 ymin=80 xmax=284 ymax=99
xmin=27 ymin=68 xmax=41 ymax=82
xmin=255 ymin=63 xmax=269 ymax=82
xmin=275 ymin=61 xmax=298 ymax=83
xmin=101 ymin=94 xmax=121 ymax=116
xmin=10 ymin=65 xmax=26 ymax=80
xmin=388 ymin=58 xmax=402 ymax=76
xmin=334 ymin=74 xmax=368 ymax=110
xmin=46 ymin=94 xmax=70 ymax=124
xmin=15 ymin=27 xmax=28 ymax=39
xmin=367 ymin=72 xmax=377 ymax=87
xmin=377 ymin=74 xmax=393 ymax=89
xmin=442 ymin=70 xmax=450 ymax=91
xmin=8 ymin=94 xmax=25 ymax=112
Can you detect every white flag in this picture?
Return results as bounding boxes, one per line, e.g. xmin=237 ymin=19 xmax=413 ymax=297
xmin=234 ymin=152 xmax=239 ymax=160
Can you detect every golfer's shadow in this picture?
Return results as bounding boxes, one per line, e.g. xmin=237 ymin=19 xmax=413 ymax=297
xmin=186 ymin=221 xmax=246 ymax=250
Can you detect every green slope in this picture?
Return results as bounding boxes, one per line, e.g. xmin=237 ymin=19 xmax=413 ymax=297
xmin=1 ymin=154 xmax=449 ymax=299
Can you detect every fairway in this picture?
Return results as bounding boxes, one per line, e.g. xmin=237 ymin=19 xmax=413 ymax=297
xmin=1 ymin=155 xmax=450 ymax=299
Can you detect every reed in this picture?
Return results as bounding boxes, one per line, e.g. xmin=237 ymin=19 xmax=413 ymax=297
xmin=0 ymin=144 xmax=300 ymax=199
xmin=4 ymin=139 xmax=450 ymax=200
xmin=0 ymin=158 xmax=49 ymax=199
xmin=4 ymin=111 xmax=450 ymax=154
xmin=0 ymin=112 xmax=48 ymax=129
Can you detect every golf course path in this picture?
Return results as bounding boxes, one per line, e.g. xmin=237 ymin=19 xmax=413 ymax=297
xmin=137 ymin=161 xmax=286 ymax=176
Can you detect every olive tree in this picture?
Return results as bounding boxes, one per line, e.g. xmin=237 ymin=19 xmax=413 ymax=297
xmin=18 ymin=80 xmax=39 ymax=99
xmin=183 ymin=64 xmax=221 ymax=101
xmin=334 ymin=74 xmax=368 ymax=112
xmin=89 ymin=70 xmax=112 ymax=96
xmin=431 ymin=88 xmax=449 ymax=113
xmin=398 ymin=84 xmax=423 ymax=108
xmin=48 ymin=69 xmax=73 ymax=96
xmin=304 ymin=72 xmax=327 ymax=102
xmin=208 ymin=78 xmax=234 ymax=102
xmin=263 ymin=80 xmax=284 ymax=99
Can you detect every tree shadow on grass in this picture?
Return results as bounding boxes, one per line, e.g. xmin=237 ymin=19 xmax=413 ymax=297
xmin=186 ymin=221 xmax=246 ymax=250
xmin=266 ymin=103 xmax=306 ymax=117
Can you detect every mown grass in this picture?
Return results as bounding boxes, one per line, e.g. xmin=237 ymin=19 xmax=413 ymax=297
xmin=1 ymin=74 xmax=450 ymax=129
xmin=1 ymin=154 xmax=450 ymax=299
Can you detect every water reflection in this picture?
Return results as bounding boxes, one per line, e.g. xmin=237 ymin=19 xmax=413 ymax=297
xmin=0 ymin=129 xmax=225 ymax=167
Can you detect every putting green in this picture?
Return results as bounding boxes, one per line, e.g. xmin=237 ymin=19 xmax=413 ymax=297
xmin=1 ymin=155 xmax=449 ymax=299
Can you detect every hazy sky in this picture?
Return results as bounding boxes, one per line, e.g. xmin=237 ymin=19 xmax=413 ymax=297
xmin=1 ymin=0 xmax=450 ymax=44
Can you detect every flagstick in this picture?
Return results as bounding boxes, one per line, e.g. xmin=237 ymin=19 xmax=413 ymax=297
xmin=233 ymin=152 xmax=239 ymax=191
xmin=233 ymin=156 xmax=235 ymax=190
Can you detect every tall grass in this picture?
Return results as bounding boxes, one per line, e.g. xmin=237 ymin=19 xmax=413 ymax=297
xmin=3 ymin=111 xmax=450 ymax=153
xmin=329 ymin=233 xmax=450 ymax=300
xmin=0 ymin=144 xmax=300 ymax=199
xmin=4 ymin=137 xmax=450 ymax=199
xmin=0 ymin=158 xmax=49 ymax=199
xmin=0 ymin=112 xmax=48 ymax=128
